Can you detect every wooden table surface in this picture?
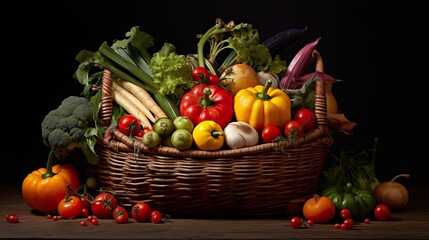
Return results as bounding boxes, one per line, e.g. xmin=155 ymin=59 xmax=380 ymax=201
xmin=0 ymin=185 xmax=428 ymax=239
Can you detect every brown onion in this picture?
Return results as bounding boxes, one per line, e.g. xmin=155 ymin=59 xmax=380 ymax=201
xmin=372 ymin=174 xmax=410 ymax=209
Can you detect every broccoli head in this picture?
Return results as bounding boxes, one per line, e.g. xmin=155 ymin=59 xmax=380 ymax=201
xmin=41 ymin=96 xmax=94 ymax=161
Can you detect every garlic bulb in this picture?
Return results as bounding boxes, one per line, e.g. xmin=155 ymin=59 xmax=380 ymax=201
xmin=224 ymin=121 xmax=259 ymax=149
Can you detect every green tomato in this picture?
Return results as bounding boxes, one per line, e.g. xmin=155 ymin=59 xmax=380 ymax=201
xmin=86 ymin=176 xmax=100 ymax=190
xmin=171 ymin=129 xmax=193 ymax=150
xmin=142 ymin=130 xmax=161 ymax=148
xmin=173 ymin=116 xmax=194 ymax=132
xmin=153 ymin=117 xmax=175 ymax=138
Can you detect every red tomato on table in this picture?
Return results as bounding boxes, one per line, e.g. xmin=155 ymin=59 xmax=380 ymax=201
xmin=58 ymin=195 xmax=83 ymax=219
xmin=131 ymin=202 xmax=151 ymax=222
xmin=113 ymin=206 xmax=129 ymax=224
xmin=91 ymin=192 xmax=118 ymax=219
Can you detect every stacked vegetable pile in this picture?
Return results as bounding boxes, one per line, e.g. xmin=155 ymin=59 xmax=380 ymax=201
xmin=67 ymin=18 xmax=355 ymax=159
xmin=24 ymin=18 xmax=402 ymax=219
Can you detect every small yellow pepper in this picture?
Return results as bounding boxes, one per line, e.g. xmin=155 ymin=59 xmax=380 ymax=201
xmin=192 ymin=120 xmax=224 ymax=151
xmin=234 ymin=80 xmax=291 ymax=132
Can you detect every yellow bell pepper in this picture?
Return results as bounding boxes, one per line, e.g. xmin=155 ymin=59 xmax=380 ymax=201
xmin=192 ymin=120 xmax=224 ymax=151
xmin=234 ymin=80 xmax=291 ymax=132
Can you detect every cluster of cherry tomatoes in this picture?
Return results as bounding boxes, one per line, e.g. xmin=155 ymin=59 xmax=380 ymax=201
xmin=262 ymin=108 xmax=316 ymax=143
xmin=52 ymin=190 xmax=165 ymax=226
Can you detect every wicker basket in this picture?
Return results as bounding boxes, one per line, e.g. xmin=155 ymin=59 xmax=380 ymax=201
xmin=95 ymin=66 xmax=334 ymax=217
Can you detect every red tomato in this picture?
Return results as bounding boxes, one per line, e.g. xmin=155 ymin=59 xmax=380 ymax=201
xmin=294 ymin=108 xmax=316 ymax=132
xmin=78 ymin=193 xmax=92 ymax=210
xmin=131 ymin=202 xmax=151 ymax=222
xmin=290 ymin=216 xmax=302 ymax=229
xmin=80 ymin=207 xmax=89 ymax=218
xmin=80 ymin=220 xmax=87 ymax=226
xmin=284 ymin=120 xmax=304 ymax=138
xmin=303 ymin=194 xmax=336 ymax=223
xmin=90 ymin=218 xmax=99 ymax=225
xmin=340 ymin=208 xmax=351 ymax=219
xmin=374 ymin=203 xmax=391 ymax=221
xmin=342 ymin=218 xmax=354 ymax=229
xmin=192 ymin=67 xmax=210 ymax=82
xmin=150 ymin=210 xmax=163 ymax=224
xmin=6 ymin=214 xmax=19 ymax=223
xmin=118 ymin=115 xmax=141 ymax=136
xmin=57 ymin=195 xmax=83 ymax=219
xmin=137 ymin=125 xmax=152 ymax=138
xmin=91 ymin=192 xmax=118 ymax=219
xmin=113 ymin=206 xmax=129 ymax=224
xmin=261 ymin=125 xmax=282 ymax=143
xmin=208 ymin=74 xmax=220 ymax=85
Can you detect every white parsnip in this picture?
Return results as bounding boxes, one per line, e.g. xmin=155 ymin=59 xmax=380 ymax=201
xmin=117 ymin=78 xmax=167 ymax=119
xmin=112 ymin=83 xmax=152 ymax=127
xmin=112 ymin=81 xmax=156 ymax=123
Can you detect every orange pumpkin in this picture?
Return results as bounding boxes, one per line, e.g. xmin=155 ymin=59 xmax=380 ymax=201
xmin=303 ymin=194 xmax=336 ymax=223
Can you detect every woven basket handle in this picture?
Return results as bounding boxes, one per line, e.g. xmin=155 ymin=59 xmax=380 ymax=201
xmin=312 ymin=50 xmax=327 ymax=126
xmin=313 ymin=49 xmax=324 ymax=73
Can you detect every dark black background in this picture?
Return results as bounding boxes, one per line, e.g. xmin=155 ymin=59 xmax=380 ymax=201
xmin=2 ymin=1 xmax=426 ymax=186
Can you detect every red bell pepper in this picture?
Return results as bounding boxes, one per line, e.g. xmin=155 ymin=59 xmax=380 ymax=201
xmin=179 ymin=84 xmax=233 ymax=129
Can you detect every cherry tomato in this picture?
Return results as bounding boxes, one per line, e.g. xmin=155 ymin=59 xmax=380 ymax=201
xmin=307 ymin=219 xmax=314 ymax=226
xmin=284 ymin=120 xmax=304 ymax=138
xmin=86 ymin=176 xmax=100 ymax=191
xmin=80 ymin=207 xmax=89 ymax=218
xmin=113 ymin=206 xmax=129 ymax=224
xmin=192 ymin=67 xmax=210 ymax=82
xmin=6 ymin=214 xmax=19 ymax=223
xmin=46 ymin=214 xmax=52 ymax=219
xmin=342 ymin=218 xmax=354 ymax=229
xmin=294 ymin=108 xmax=316 ymax=132
xmin=118 ymin=115 xmax=141 ymax=136
xmin=90 ymin=218 xmax=99 ymax=226
xmin=261 ymin=125 xmax=282 ymax=143
xmin=57 ymin=195 xmax=83 ymax=219
xmin=150 ymin=210 xmax=163 ymax=224
xmin=131 ymin=202 xmax=151 ymax=222
xmin=334 ymin=223 xmax=341 ymax=229
xmin=208 ymin=74 xmax=220 ymax=85
xmin=290 ymin=216 xmax=302 ymax=229
xmin=364 ymin=218 xmax=371 ymax=224
xmin=374 ymin=203 xmax=391 ymax=221
xmin=91 ymin=192 xmax=118 ymax=219
xmin=52 ymin=215 xmax=59 ymax=221
xmin=340 ymin=208 xmax=351 ymax=219
xmin=79 ymin=193 xmax=92 ymax=210
xmin=137 ymin=125 xmax=152 ymax=138
xmin=80 ymin=220 xmax=88 ymax=226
